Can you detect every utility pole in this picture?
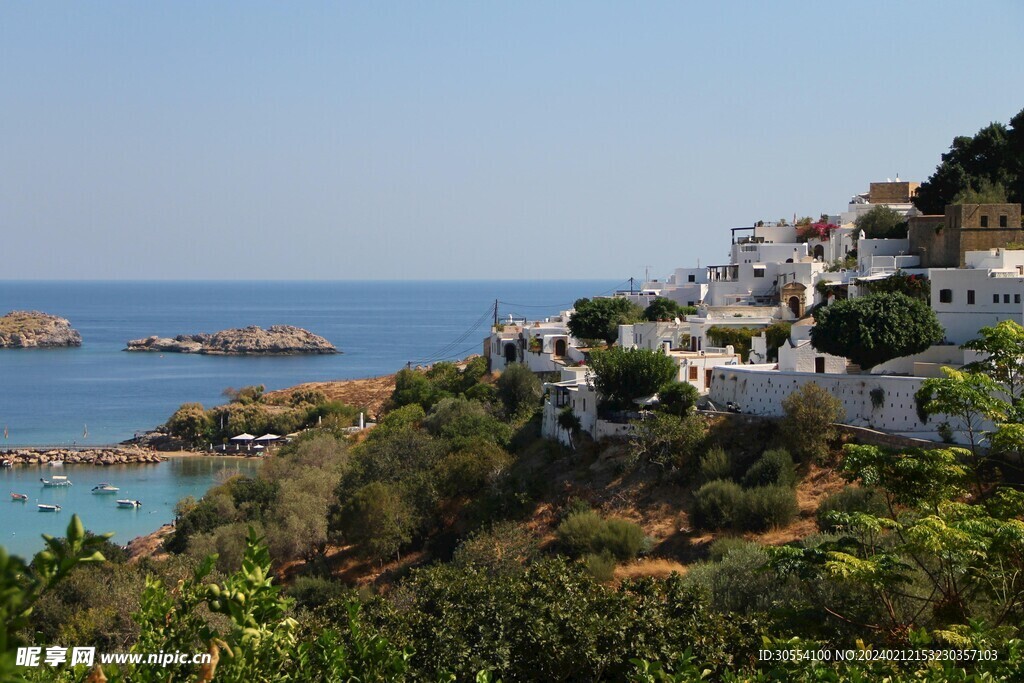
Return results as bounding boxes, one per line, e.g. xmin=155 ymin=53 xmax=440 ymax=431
xmin=493 ymin=299 xmax=499 ymax=327
xmin=629 ymin=277 xmax=634 ymax=294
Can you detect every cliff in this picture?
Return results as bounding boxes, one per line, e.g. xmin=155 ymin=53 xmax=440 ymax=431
xmin=0 ymin=311 xmax=82 ymax=348
xmin=124 ymin=325 xmax=338 ymax=355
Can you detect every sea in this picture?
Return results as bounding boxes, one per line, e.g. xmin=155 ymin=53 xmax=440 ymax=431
xmin=0 ymin=279 xmax=619 ymax=557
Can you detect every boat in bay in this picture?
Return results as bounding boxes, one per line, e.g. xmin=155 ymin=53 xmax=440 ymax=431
xmin=117 ymin=499 xmax=142 ymax=508
xmin=41 ymin=475 xmax=72 ymax=487
xmin=37 ymin=504 xmax=61 ymax=512
xmin=11 ymin=493 xmax=28 ymax=501
xmin=91 ymin=483 xmax=120 ymax=494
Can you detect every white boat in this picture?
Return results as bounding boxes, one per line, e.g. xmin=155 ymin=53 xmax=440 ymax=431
xmin=116 ymin=499 xmax=142 ymax=508
xmin=41 ymin=475 xmax=72 ymax=487
xmin=37 ymin=504 xmax=61 ymax=512
xmin=91 ymin=483 xmax=120 ymax=494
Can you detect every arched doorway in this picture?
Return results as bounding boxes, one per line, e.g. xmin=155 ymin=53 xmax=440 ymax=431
xmin=788 ymin=296 xmax=801 ymax=318
xmin=813 ymin=244 xmax=825 ymax=261
xmin=554 ymin=338 xmax=567 ymax=357
xmin=503 ymin=343 xmax=517 ymax=364
xmin=780 ymin=281 xmax=807 ymax=318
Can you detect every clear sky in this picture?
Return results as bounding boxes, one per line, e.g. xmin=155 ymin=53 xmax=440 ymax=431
xmin=2 ymin=1 xmax=1022 ymax=280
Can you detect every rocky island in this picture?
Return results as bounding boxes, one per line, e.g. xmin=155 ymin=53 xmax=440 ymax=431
xmin=124 ymin=324 xmax=338 ymax=355
xmin=0 ymin=310 xmax=82 ymax=348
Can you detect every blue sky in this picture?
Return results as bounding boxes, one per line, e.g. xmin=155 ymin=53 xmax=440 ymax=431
xmin=1 ymin=2 xmax=1022 ymax=280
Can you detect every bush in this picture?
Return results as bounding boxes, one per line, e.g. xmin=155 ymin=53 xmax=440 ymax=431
xmin=287 ymin=576 xmax=353 ymax=610
xmin=737 ymin=486 xmax=798 ymax=532
xmin=496 ymin=363 xmax=542 ymax=417
xmin=691 ymin=480 xmax=745 ymax=531
xmin=657 ymin=381 xmax=699 ymax=417
xmin=452 ymin=522 xmax=538 ymax=575
xmin=742 ymin=448 xmax=797 ymax=488
xmin=594 ymin=518 xmax=649 ymax=561
xmin=556 ymin=510 xmax=647 ymax=560
xmin=780 ymin=383 xmax=843 ymax=464
xmin=583 ymin=552 xmax=617 ymax=582
xmin=816 ymin=486 xmax=888 ymax=532
xmin=698 ymin=446 xmax=732 ymax=483
xmin=630 ymin=413 xmax=707 ymax=473
xmin=684 ymin=541 xmax=793 ymax=614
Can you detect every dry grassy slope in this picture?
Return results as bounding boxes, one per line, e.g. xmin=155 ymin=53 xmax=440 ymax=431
xmin=300 ymin=414 xmax=849 ymax=588
xmin=265 ymin=374 xmax=397 ymax=418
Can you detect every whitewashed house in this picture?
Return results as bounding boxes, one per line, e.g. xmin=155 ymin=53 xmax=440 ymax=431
xmin=930 ymin=249 xmax=1024 ymax=345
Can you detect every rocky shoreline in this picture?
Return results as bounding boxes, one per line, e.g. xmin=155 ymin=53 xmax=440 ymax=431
xmin=0 ymin=310 xmax=82 ymax=348
xmin=0 ymin=446 xmax=165 ymax=466
xmin=124 ymin=324 xmax=338 ymax=355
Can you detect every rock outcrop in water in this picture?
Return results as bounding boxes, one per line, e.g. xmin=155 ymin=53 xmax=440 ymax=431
xmin=124 ymin=325 xmax=338 ymax=355
xmin=0 ymin=311 xmax=82 ymax=348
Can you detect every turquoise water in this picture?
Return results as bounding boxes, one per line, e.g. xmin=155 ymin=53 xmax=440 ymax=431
xmin=0 ymin=457 xmax=259 ymax=559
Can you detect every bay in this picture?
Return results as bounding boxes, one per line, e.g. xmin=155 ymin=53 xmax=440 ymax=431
xmin=0 ymin=457 xmax=259 ymax=559
xmin=0 ymin=279 xmax=619 ymax=558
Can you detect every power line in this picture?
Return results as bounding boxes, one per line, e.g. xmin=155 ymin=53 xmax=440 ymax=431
xmin=410 ymin=305 xmax=494 ymax=365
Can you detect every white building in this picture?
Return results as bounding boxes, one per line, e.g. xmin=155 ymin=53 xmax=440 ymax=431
xmin=930 ymin=249 xmax=1024 ymax=345
xmin=485 ymin=314 xmax=583 ymax=374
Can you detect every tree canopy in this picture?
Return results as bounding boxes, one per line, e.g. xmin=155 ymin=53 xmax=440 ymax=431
xmin=588 ymin=347 xmax=678 ymax=410
xmin=914 ymin=107 xmax=1024 ymax=215
xmin=642 ymin=297 xmax=694 ymax=322
xmin=567 ymin=297 xmax=644 ymax=346
xmin=854 ymin=205 xmax=907 ymax=239
xmin=810 ymin=292 xmax=944 ymax=369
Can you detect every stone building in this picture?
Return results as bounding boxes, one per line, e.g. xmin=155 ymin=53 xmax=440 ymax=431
xmin=909 ymin=203 xmax=1023 ymax=268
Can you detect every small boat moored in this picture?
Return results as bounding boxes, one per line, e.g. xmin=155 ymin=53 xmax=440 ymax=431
xmin=92 ymin=483 xmax=120 ymax=494
xmin=41 ymin=475 xmax=72 ymax=487
xmin=11 ymin=493 xmax=28 ymax=501
xmin=116 ymin=499 xmax=142 ymax=508
xmin=37 ymin=504 xmax=61 ymax=512
xmin=1 ymin=460 xmax=12 ymax=468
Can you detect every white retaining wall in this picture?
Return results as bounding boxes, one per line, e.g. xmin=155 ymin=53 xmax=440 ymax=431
xmin=709 ymin=366 xmax=947 ymax=440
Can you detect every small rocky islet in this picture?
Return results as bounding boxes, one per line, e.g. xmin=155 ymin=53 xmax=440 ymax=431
xmin=124 ymin=324 xmax=338 ymax=355
xmin=0 ymin=310 xmax=82 ymax=348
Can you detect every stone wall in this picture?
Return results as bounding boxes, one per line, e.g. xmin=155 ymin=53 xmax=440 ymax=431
xmin=869 ymin=181 xmax=919 ymax=204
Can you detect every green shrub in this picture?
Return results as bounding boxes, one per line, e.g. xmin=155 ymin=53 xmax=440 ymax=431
xmin=657 ymin=381 xmax=699 ymax=416
xmin=594 ymin=518 xmax=648 ymax=561
xmin=684 ymin=541 xmax=794 ymax=614
xmin=556 ymin=510 xmax=647 ymax=560
xmin=287 ymin=576 xmax=353 ymax=610
xmin=738 ymin=485 xmax=798 ymax=532
xmin=699 ymin=446 xmax=732 ymax=483
xmin=557 ymin=509 xmax=606 ymax=556
xmin=816 ymin=486 xmax=888 ymax=532
xmin=452 ymin=522 xmax=538 ymax=575
xmin=742 ymin=448 xmax=796 ymax=488
xmin=691 ymin=480 xmax=744 ymax=530
xmin=707 ymin=536 xmax=752 ymax=562
xmin=583 ymin=552 xmax=617 ymax=582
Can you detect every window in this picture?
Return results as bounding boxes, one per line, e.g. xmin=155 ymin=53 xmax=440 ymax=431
xmin=1000 ymin=215 xmax=1008 ymax=228
xmin=968 ymin=290 xmax=975 ymax=304
xmin=1005 ymin=294 xmax=1011 ymax=304
xmin=687 ymin=274 xmax=696 ymax=283
xmin=981 ymin=215 xmax=989 ymax=228
xmin=995 ymin=293 xmax=1001 ymax=304
xmin=1016 ymin=294 xmax=1021 ymax=304
xmin=753 ymin=268 xmax=765 ymax=278
xmin=689 ymin=366 xmax=698 ymax=381
xmin=939 ymin=289 xmax=953 ymax=303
